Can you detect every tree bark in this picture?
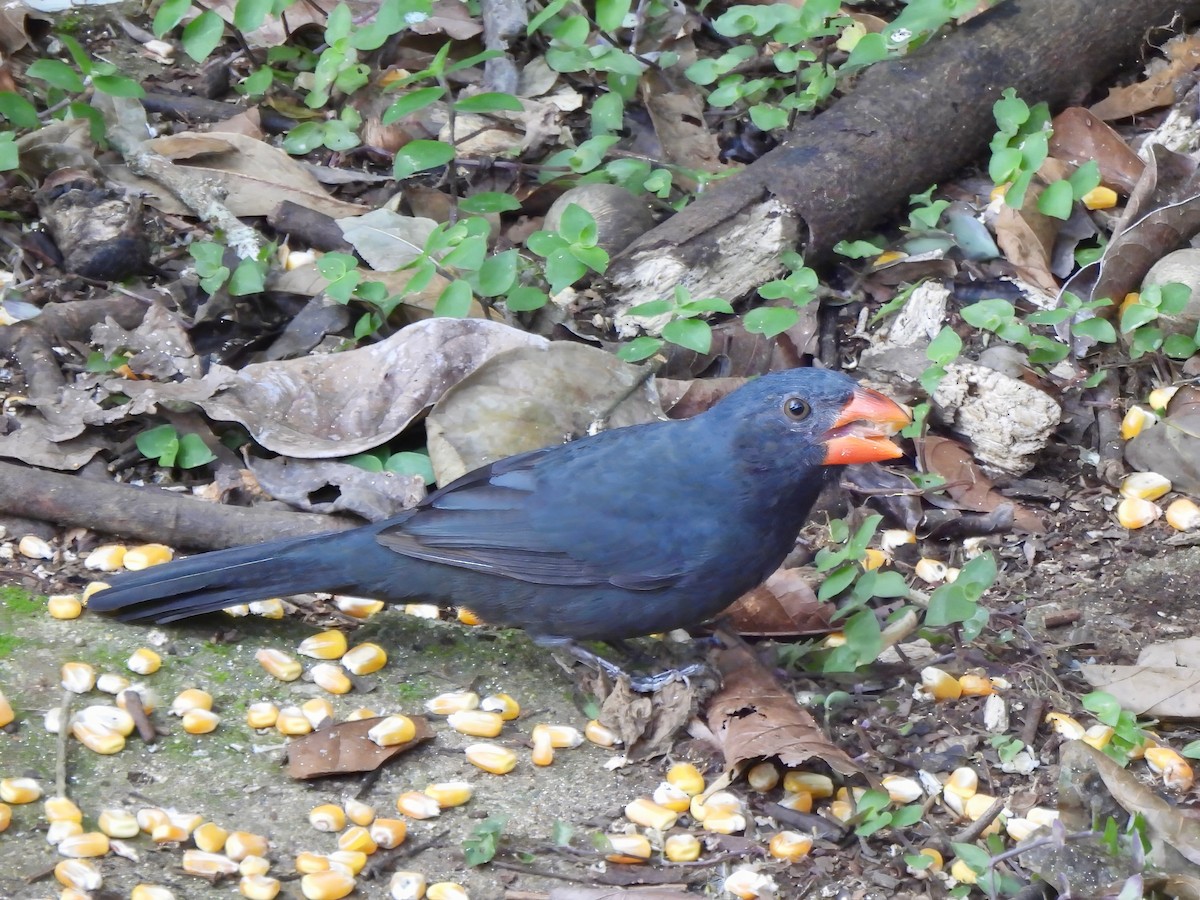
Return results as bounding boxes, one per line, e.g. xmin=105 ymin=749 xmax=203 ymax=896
xmin=607 ymin=0 xmax=1200 ymax=306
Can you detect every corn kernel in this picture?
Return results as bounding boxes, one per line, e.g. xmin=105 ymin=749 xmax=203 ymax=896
xmin=424 ymin=782 xmax=472 ymax=808
xmin=241 ymin=853 xmax=270 ymax=876
xmin=880 ymin=529 xmax=916 ymax=553
xmin=98 ymin=808 xmax=138 ymax=838
xmin=767 ymin=831 xmax=816 ymax=863
xmin=368 ymin=714 xmax=416 ymax=746
xmin=534 ymin=724 xmax=583 ymax=748
xmin=338 ymin=825 xmax=377 ymax=854
xmin=0 ymin=803 xmax=9 ymax=832
xmin=48 ymin=594 xmax=83 ymax=619
xmin=776 ymin=791 xmax=813 ymax=813
xmin=426 ymin=884 xmax=468 ymax=900
xmin=584 ymin=719 xmax=620 ymax=747
xmin=862 ymin=548 xmax=888 ymax=570
xmin=1166 ymin=498 xmax=1200 ymax=531
xmin=226 ymin=831 xmax=269 ymax=861
xmin=310 ymin=663 xmax=353 ymax=695
xmin=781 ymin=771 xmax=832 ymax=798
xmin=1081 ymin=186 xmax=1118 ymax=210
xmin=57 ymin=831 xmax=109 ymax=858
xmin=251 ymin=598 xmax=286 ymax=618
xmin=136 ymin=807 xmax=169 ymax=833
xmin=1 ymin=777 xmax=42 ymax=804
xmin=246 ymin=702 xmax=279 ymax=729
xmin=124 ymin=543 xmax=173 ymax=570
xmin=301 ymin=698 xmax=335 ymax=729
xmin=447 ymin=710 xmax=503 ymax=737
xmin=0 ymin=691 xmax=12 ymax=728
xmin=530 ymin=723 xmax=554 ymax=767
xmin=345 ymin=707 xmax=377 ymax=721
xmin=746 ymin=761 xmax=780 ymax=792
xmin=85 ymin=544 xmax=127 ymax=571
xmin=194 ymin=822 xmax=229 ymax=853
xmin=921 ymin=666 xmax=962 ymax=701
xmin=950 ymin=857 xmax=978 ymax=884
xmin=167 ymin=808 xmax=203 ymax=833
xmin=334 ymin=596 xmax=384 ymax=618
xmin=1121 ymin=406 xmax=1157 ymax=439
xmin=276 ymin=707 xmax=312 ymax=736
xmin=370 ymin=818 xmax=408 ymax=849
xmin=652 ymin=782 xmax=691 ymax=812
xmin=1005 ymin=817 xmax=1037 ymax=841
xmin=404 ymin=603 xmax=440 ymax=619
xmin=396 ymin=791 xmax=441 ymax=819
xmin=827 ymin=799 xmax=855 ymax=822
xmin=295 ymin=851 xmax=331 ymax=874
xmin=964 ymin=793 xmax=1000 ymax=821
xmin=168 ymin=689 xmax=212 ymax=717
xmin=152 ymin=821 xmax=190 ymax=843
xmin=663 ymin=762 xmax=703 ymax=796
xmin=55 ymin=858 xmax=102 ymax=890
xmin=116 ymin=685 xmax=156 ymax=713
xmin=327 ymin=850 xmax=367 ymax=874
xmin=298 ymin=630 xmax=348 ymax=660
xmin=703 ymin=810 xmax=748 ymax=833
xmin=183 ymin=708 xmax=220 ymax=734
xmin=82 ymin=581 xmax=110 ymax=603
xmin=725 ymin=868 xmax=778 ymax=899
xmin=302 ymin=869 xmax=355 ymax=900
xmin=309 ymin=804 xmax=346 ymax=832
xmin=424 ymin=691 xmax=478 ymax=715
xmin=224 ymin=604 xmax=251 ymax=617
xmin=343 ymin=798 xmax=374 ymax=827
xmin=1121 ymin=472 xmax=1172 ymax=501
xmin=389 ymin=871 xmax=426 ymax=900
xmin=76 ymin=704 xmax=136 ymax=737
xmin=690 ymin=790 xmax=741 ymax=823
xmin=1117 ymin=496 xmax=1162 ymax=529
xmin=456 ymin=607 xmax=481 ymax=625
xmin=60 ymin=888 xmax=93 ymax=900
xmin=45 ymin=796 xmax=83 ymax=823
xmin=663 ymin=832 xmax=701 ymax=862
xmin=240 ymin=874 xmax=281 ymax=899
xmin=18 ymin=534 xmax=53 ymax=559
xmin=256 ymin=648 xmax=301 ymax=681
xmin=341 ymin=642 xmax=387 ymax=675
xmin=605 ymin=833 xmax=651 ymax=863
xmin=1082 ymin=724 xmax=1114 ymax=749
xmin=1044 ymin=712 xmax=1085 ymax=740
xmin=71 ymin=720 xmax=125 ymax=754
xmin=958 ymin=673 xmax=994 ymax=697
xmin=466 ymin=742 xmax=517 ymax=774
xmin=822 ymin=632 xmax=847 ymax=648
xmin=914 ymin=558 xmax=948 ymax=584
xmin=1146 ymin=746 xmax=1196 ymax=790
xmin=625 ymin=797 xmax=677 ymax=830
xmin=1148 ymin=385 xmax=1179 ymax=410
xmin=61 ymin=661 xmax=96 ymax=693
xmin=47 ymin=819 xmax=83 ymax=844
xmin=480 ymin=693 xmax=520 ymax=721
xmin=943 ymin=767 xmax=978 ymax=800
xmin=882 ymin=775 xmax=923 ymax=804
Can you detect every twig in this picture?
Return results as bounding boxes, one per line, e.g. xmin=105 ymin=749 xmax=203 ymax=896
xmin=54 ymin=689 xmax=72 ymax=800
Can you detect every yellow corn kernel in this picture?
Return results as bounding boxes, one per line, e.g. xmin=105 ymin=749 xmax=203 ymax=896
xmin=309 ymin=804 xmax=346 ymax=833
xmin=255 ymin=648 xmax=301 ymax=682
xmin=85 ymin=544 xmax=127 ymax=571
xmin=57 ymin=831 xmax=110 ymax=858
xmin=921 ymin=666 xmax=963 ymax=701
xmin=240 ymin=873 xmax=281 ymax=899
xmin=746 ymin=761 xmax=779 ymax=792
xmin=456 ymin=607 xmax=481 ymax=625
xmin=82 ymin=581 xmax=111 ymax=603
xmin=958 ymin=674 xmax=994 ymax=697
xmin=1121 ymin=472 xmax=1172 ymax=501
xmin=880 ymin=529 xmax=916 ymax=553
xmin=342 ymin=798 xmax=374 ymax=827
xmin=18 ymin=534 xmax=53 ymax=559
xmin=1166 ymin=498 xmax=1200 ymax=531
xmin=327 ymin=850 xmax=367 ymax=875
xmin=691 ymin=790 xmax=742 ymax=824
xmin=396 ymin=791 xmax=441 ymax=819
xmin=151 ymin=822 xmax=190 ymax=843
xmin=703 ymin=810 xmax=748 ymax=833
xmin=776 ymin=791 xmax=813 ymax=813
xmin=605 ymin=833 xmax=652 ymax=863
xmin=341 ymin=642 xmax=387 ymax=675
xmin=466 ymin=742 xmax=517 ymax=774
xmin=480 ymin=693 xmax=520 ymax=721
xmin=368 ymin=714 xmax=416 ymax=747
xmin=311 ymin=663 xmax=353 ymax=695
xmin=345 ymin=707 xmax=377 ymax=721
xmin=914 ymin=558 xmax=948 ymax=584
xmin=447 ymin=710 xmax=503 ymax=737
xmin=1044 ymin=712 xmax=1085 ymax=740
xmin=725 ymin=868 xmax=778 ymax=899
xmin=663 ymin=833 xmax=701 ymax=862
xmin=337 ymin=825 xmax=377 ymax=855
xmin=424 ymin=782 xmax=472 ymax=808
xmin=275 ymin=707 xmax=312 ymax=736
xmin=426 ymin=883 xmax=468 ymax=900
xmin=828 ymin=799 xmax=856 ymax=822
xmin=61 ymin=888 xmax=94 ymax=900
xmin=950 ymin=857 xmax=978 ymax=885
xmin=136 ymin=807 xmax=169 ymax=833
xmin=77 ymin=704 xmax=136 ymax=737
xmin=250 ymin=599 xmax=286 ymax=619
xmin=183 ymin=709 xmax=220 ymax=734
xmin=531 ymin=725 xmax=554 ymax=767
xmin=1082 ymin=724 xmax=1114 ymax=749
xmin=98 ymin=808 xmax=138 ymax=838
xmin=882 ymin=775 xmax=923 ymax=804
xmin=625 ymin=798 xmax=677 ymax=830
xmin=55 ymin=858 xmax=102 ymax=890
xmin=226 ymin=831 xmax=269 ymax=861
xmin=424 ymin=691 xmax=479 ymax=715
xmin=333 ymin=595 xmax=384 ymax=618
xmin=301 ymin=698 xmax=335 ymax=729
xmin=404 ymin=603 xmax=440 ymax=619
xmin=95 ymin=673 xmax=131 ymax=695
xmin=389 ymin=871 xmax=427 ymax=899
xmin=535 ymin=724 xmax=583 ymax=748
xmin=298 ymin=630 xmax=348 ymax=660
xmin=964 ymin=792 xmax=999 ymax=821
xmin=47 ymin=819 xmax=83 ymax=844
xmin=665 ymin=762 xmax=704 ymax=796
xmin=246 ymin=702 xmax=279 ymax=729
xmin=584 ymin=719 xmax=620 ymax=747
xmin=943 ymin=766 xmax=978 ymax=799
xmin=768 ymin=830 xmax=814 ymax=862
xmin=1120 ymin=405 xmax=1157 ymax=439
xmin=131 ymin=885 xmax=177 ymax=900
xmin=0 ymin=691 xmax=12 ymax=728
xmin=0 ymin=802 xmax=9 ymax=832
xmin=1148 ymin=385 xmax=1179 ymax=411
xmin=170 ymin=689 xmax=213 ymax=716
xmin=194 ymin=822 xmax=229 ymax=853
xmin=124 ymin=543 xmax=173 ymax=570
xmin=71 ymin=720 xmax=124 ymax=755
xmin=224 ymin=604 xmax=251 ymax=617
xmin=1146 ymin=746 xmax=1196 ymax=790
xmin=369 ymin=817 xmax=407 ymax=850
xmin=1 ymin=777 xmax=42 ymax=804
xmin=301 ymin=869 xmax=355 ymax=900
xmin=781 ymin=771 xmax=833 ymax=798
xmin=1005 ymin=817 xmax=1037 ymax=841
xmin=1117 ymin=496 xmax=1162 ymax=529
xmin=47 ymin=593 xmax=83 ymax=619
xmin=295 ymin=851 xmax=331 ymax=873
xmin=1081 ymin=186 xmax=1117 ymax=210
xmin=240 ymin=854 xmax=269 ymax=875
xmin=640 ymin=780 xmax=684 ymax=816
xmin=167 ymin=809 xmax=203 ymax=833
xmin=45 ymin=796 xmax=83 ymax=823
xmin=61 ymin=661 xmax=96 ymax=693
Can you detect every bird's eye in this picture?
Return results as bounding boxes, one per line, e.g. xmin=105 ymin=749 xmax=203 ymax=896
xmin=783 ymin=396 xmax=810 ymax=420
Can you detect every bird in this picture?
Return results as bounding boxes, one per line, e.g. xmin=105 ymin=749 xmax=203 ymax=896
xmin=89 ymin=368 xmax=910 ymax=660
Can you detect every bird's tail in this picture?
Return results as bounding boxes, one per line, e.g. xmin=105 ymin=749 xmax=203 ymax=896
xmin=86 ymin=531 xmax=357 ymax=623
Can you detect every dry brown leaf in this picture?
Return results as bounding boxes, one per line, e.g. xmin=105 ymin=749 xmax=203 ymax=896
xmin=707 ymin=641 xmax=860 ymax=777
xmin=1090 ymin=33 xmax=1200 ymax=120
xmin=641 ymin=72 xmax=725 ymax=174
xmin=410 ymin=0 xmax=484 ymax=39
xmin=0 ymin=0 xmax=51 ymax=55
xmin=995 ymin=200 xmax=1059 ymax=295
xmin=724 ymin=567 xmax=830 ymax=637
xmin=1048 ymin=107 xmax=1145 ymax=194
xmin=286 ymin=715 xmax=433 ymax=779
xmin=918 ymin=435 xmax=1045 ymax=532
xmin=1126 ymin=386 xmax=1200 ymax=494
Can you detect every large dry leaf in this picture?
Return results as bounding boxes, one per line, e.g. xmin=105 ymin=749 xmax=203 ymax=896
xmin=641 ymin=76 xmax=725 ymax=174
xmin=707 ymin=641 xmax=860 ymax=777
xmin=111 ymin=319 xmax=547 ymax=458
xmin=995 ymin=200 xmax=1059 ymax=295
xmin=1126 ymin=386 xmax=1200 ymax=494
xmin=1090 ymin=33 xmax=1200 ymax=120
xmin=287 ymin=715 xmax=433 ymax=779
xmin=106 ymin=131 xmax=366 ymax=219
xmin=1048 ymin=107 xmax=1145 ymax=193
xmin=337 ymin=208 xmax=439 ymax=270
xmin=0 ymin=0 xmax=50 ymax=54
xmin=724 ymin=568 xmax=830 ymax=637
xmin=918 ymin=435 xmax=1045 ymax=533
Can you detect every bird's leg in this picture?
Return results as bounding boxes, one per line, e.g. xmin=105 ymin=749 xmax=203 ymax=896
xmin=532 ymin=636 xmax=711 ymax=693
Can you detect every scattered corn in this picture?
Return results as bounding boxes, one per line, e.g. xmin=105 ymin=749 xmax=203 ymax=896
xmin=124 ymin=543 xmax=173 ymax=570
xmin=71 ymin=720 xmax=125 ymax=754
xmin=914 ymin=558 xmax=948 ymax=584
xmin=703 ymin=810 xmax=748 ymax=833
xmin=345 ymin=707 xmax=377 ymax=721
xmin=250 ymin=599 xmax=286 ymax=619
xmin=99 ymin=808 xmax=139 ymax=838
xmin=456 ymin=607 xmax=481 ymax=625
xmin=301 ymin=698 xmax=335 ymax=728
xmin=170 ymin=689 xmax=213 ymax=716
xmin=666 ymin=762 xmax=705 ymax=796
xmin=344 ymin=798 xmax=375 ymax=827
xmin=950 ymin=857 xmax=978 ymax=885
xmin=880 ymin=529 xmax=916 ymax=553
xmin=862 ymin=547 xmax=888 ymax=570
xmin=48 ymin=594 xmax=83 ymax=619
xmin=183 ymin=708 xmax=220 ymax=734
xmin=1045 ymin=712 xmax=1086 ymax=740
xmin=116 ymin=685 xmax=156 ymax=713
xmin=424 ymin=782 xmax=472 ymax=808
xmin=311 ymin=663 xmax=353 ymax=695
xmin=1117 ymin=496 xmax=1162 ymax=529
xmin=370 ymin=818 xmax=408 ymax=849
xmin=57 ymin=831 xmax=110 ymax=858
xmin=82 ymin=581 xmax=110 ymax=602
xmin=605 ymin=833 xmax=651 ymax=863
xmin=1149 ymin=385 xmax=1179 ymax=410
xmin=226 ymin=831 xmax=269 ymax=861
xmin=724 ymin=868 xmax=778 ymax=898
xmin=298 ymin=630 xmax=348 ymax=660
xmin=326 ymin=850 xmax=367 ymax=876
xmin=240 ymin=874 xmax=282 ymax=899
xmin=55 ymin=858 xmax=102 ymax=891
xmin=531 ymin=725 xmax=554 ymax=767
xmin=465 ymin=742 xmax=517 ymax=774
xmin=652 ymin=782 xmax=690 ymax=813
xmin=309 ymin=804 xmax=346 ymax=833
xmin=224 ymin=604 xmax=251 ymax=617
xmin=136 ymin=807 xmax=169 ymax=833
xmin=396 ymin=791 xmax=441 ymax=819
xmin=1146 ymin=746 xmax=1196 ymax=790
xmin=246 ymin=702 xmax=279 ymax=729
xmin=1005 ymin=817 xmax=1037 ymax=841
xmin=626 ymin=797 xmax=678 ymax=830
xmin=45 ymin=796 xmax=83 ymax=823
xmin=1166 ymin=498 xmax=1200 ymax=531
xmin=1121 ymin=472 xmax=1172 ymax=501
xmin=182 ymin=849 xmax=239 ymax=876
xmin=342 ymin=642 xmax=387 ymax=675
xmin=425 ymin=691 xmax=479 ymax=715
xmin=18 ymin=534 xmax=53 ymax=559
xmin=337 ymin=825 xmax=377 ymax=854
xmin=85 ymin=544 xmax=127 ymax=571
xmin=536 ymin=724 xmax=583 ymax=748
xmin=131 ymin=886 xmax=177 ymax=900
xmin=151 ymin=821 xmax=190 ymax=843
xmin=776 ymin=791 xmax=813 ymax=813
xmin=964 ymin=792 xmax=1001 ymax=822
xmin=168 ymin=809 xmax=204 ymax=833
xmin=0 ymin=691 xmax=12 ymax=728
xmin=664 ymin=832 xmax=702 ymax=862
xmin=746 ymin=761 xmax=780 ymax=792
xmin=1120 ymin=406 xmax=1157 ymax=439
xmin=480 ymin=693 xmax=520 ymax=720
xmin=921 ymin=666 xmax=962 ymax=701
xmin=389 ymin=871 xmax=427 ymax=900
xmin=301 ymin=869 xmax=355 ymax=900
xmin=584 ymin=719 xmax=620 ymax=747
xmin=781 ymin=771 xmax=833 ymax=798
xmin=426 ymin=884 xmax=468 ymax=900
xmin=76 ymin=704 xmax=135 ymax=737
xmin=368 ymin=714 xmax=416 ymax=747
xmin=958 ymin=673 xmax=994 ymax=697
xmin=47 ymin=819 xmax=83 ymax=844
xmin=1082 ymin=724 xmax=1115 ymax=750
xmin=275 ymin=707 xmax=312 ymax=736
xmin=0 ymin=803 xmax=9 ymax=831
xmin=448 ymin=710 xmax=503 ymax=738
xmin=240 ymin=855 xmax=270 ymax=876
xmin=1 ymin=777 xmax=42 ymax=804
xmin=1081 ymin=186 xmax=1117 ymax=210
xmin=194 ymin=822 xmax=228 ymax=853
xmin=882 ymin=775 xmax=923 ymax=804
xmin=255 ymin=648 xmax=302 ymax=681
xmin=61 ymin=661 xmax=97 ymax=693
xmin=295 ymin=851 xmax=331 ymax=874
xmin=943 ymin=767 xmax=978 ymax=800
xmin=334 ymin=596 xmax=384 ymax=618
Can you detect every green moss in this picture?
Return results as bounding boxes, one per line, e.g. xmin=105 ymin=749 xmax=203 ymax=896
xmin=0 ymin=585 xmax=41 ymax=616
xmin=0 ymin=633 xmax=26 ymax=658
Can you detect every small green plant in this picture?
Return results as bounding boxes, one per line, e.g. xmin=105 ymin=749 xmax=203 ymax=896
xmin=463 ymin=816 xmax=506 ymax=866
xmin=923 ymin=552 xmax=995 ymax=640
xmin=619 ymin=286 xmax=735 ymax=360
xmin=190 ymin=241 xmax=271 ymax=297
xmin=1081 ymin=692 xmax=1149 ymax=763
xmin=1119 ymin=282 xmax=1198 ymax=359
xmin=136 ymin=424 xmax=217 ymax=469
xmin=853 ymin=789 xmax=924 ymax=837
xmin=345 ymin=449 xmax=435 ymax=485
xmin=900 ymin=324 xmax=962 ymax=439
xmin=744 ymin=251 xmax=820 ymax=337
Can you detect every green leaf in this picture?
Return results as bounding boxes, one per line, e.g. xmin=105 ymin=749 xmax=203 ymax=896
xmin=454 ymin=92 xmax=524 ymax=114
xmin=394 ymin=140 xmax=455 ymax=178
xmin=818 ymin=562 xmax=857 ymax=601
xmin=749 ymin=103 xmax=788 ymax=131
xmin=528 ymin=0 xmax=570 ymax=34
xmin=1119 ymin=301 xmax=1159 ymax=333
xmin=992 ymin=88 xmax=1029 ymax=134
xmin=1163 ymin=333 xmax=1198 ymax=359
xmin=229 ymin=258 xmax=266 ymax=296
xmin=744 ymin=306 xmax=799 ymax=337
xmin=153 ymin=0 xmax=193 ymax=35
xmin=476 ymin=250 xmax=518 ymax=297
xmin=960 ymin=298 xmax=1015 ymax=331
xmin=988 ymin=146 xmax=1022 ymax=185
xmin=1036 ymin=179 xmax=1075 ymax=220
xmin=843 ymin=32 xmax=890 ymax=70
xmin=136 ymin=424 xmax=180 ymax=467
xmin=557 ymin=203 xmax=598 ymax=245
xmin=441 ymin=234 xmax=488 ymax=272
xmin=1081 ymin=691 xmax=1123 ymax=726
xmin=383 ymin=86 xmax=446 ymax=124
xmin=283 ymin=122 xmax=328 ymax=155
xmin=590 ymin=92 xmax=624 ymax=135
xmin=595 ymin=0 xmax=631 ymax=33
xmin=1074 ymin=316 xmax=1117 ymax=343
xmin=182 ymin=11 xmax=227 ymax=62
xmin=661 ymin=318 xmax=711 ymax=353
xmin=1067 ymin=159 xmax=1102 ymax=197
xmin=505 ymin=286 xmax=548 ymax=312
xmin=27 ymin=59 xmax=84 ymax=93
xmin=0 ymin=92 xmax=39 ymax=129
xmin=627 ymin=299 xmax=672 ymax=317
xmin=834 ymin=239 xmax=886 ymax=259
xmin=872 ymin=571 xmax=909 ymax=598
xmin=384 ymin=450 xmax=435 ymax=485
xmin=459 ymin=192 xmax=521 ymax=214
xmin=434 ymin=280 xmax=474 ymax=317
xmin=176 ymin=433 xmax=217 ymax=469
xmin=616 ymin=335 xmax=663 ymax=361
xmin=526 ymin=230 xmax=567 ymax=257
xmin=1160 ymin=281 xmax=1193 ymax=315
xmin=344 ymin=452 xmax=385 ymax=472
xmin=926 ymin=325 xmax=962 ymax=365
xmin=544 ymin=249 xmax=588 ymax=292
xmin=234 ymin=0 xmax=273 ymax=32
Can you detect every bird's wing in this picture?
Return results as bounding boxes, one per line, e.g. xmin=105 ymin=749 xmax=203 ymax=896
xmin=376 ymin=439 xmax=689 ymax=590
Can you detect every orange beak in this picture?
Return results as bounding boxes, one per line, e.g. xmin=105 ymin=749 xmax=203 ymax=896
xmin=822 ymin=386 xmax=911 ymax=465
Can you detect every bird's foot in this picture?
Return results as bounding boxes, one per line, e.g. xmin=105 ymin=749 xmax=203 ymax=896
xmin=533 ymin=636 xmax=712 ymax=692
